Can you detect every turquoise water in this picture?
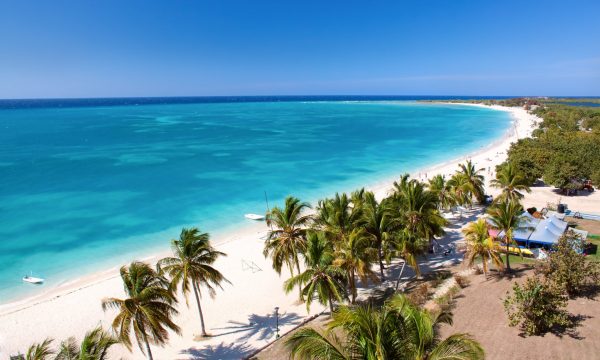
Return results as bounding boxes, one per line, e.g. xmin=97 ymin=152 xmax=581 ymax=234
xmin=0 ymin=100 xmax=510 ymax=302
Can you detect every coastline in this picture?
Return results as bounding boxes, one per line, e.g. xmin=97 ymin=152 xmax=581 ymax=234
xmin=0 ymin=104 xmax=538 ymax=359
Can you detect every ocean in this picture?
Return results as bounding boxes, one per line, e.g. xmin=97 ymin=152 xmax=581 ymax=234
xmin=0 ymin=97 xmax=511 ymax=302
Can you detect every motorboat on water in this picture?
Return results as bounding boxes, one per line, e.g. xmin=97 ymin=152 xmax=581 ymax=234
xmin=23 ymin=274 xmax=44 ymax=284
xmin=244 ymin=213 xmax=265 ymax=221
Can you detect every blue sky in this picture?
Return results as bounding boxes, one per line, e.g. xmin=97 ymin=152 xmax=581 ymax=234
xmin=1 ymin=0 xmax=599 ymax=98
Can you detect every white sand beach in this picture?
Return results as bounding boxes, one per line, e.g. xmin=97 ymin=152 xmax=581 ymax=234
xmin=0 ymin=104 xmax=541 ymax=359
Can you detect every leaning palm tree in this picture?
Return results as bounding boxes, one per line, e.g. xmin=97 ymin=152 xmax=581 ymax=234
xmin=462 ymin=218 xmax=504 ymax=277
xmin=284 ymin=231 xmax=347 ymax=314
xmin=487 ymin=200 xmax=525 ymax=273
xmin=55 ymin=326 xmax=118 ymax=360
xmin=490 ymin=162 xmax=531 ymax=203
xmin=286 ymin=294 xmax=484 ymax=360
xmin=15 ymin=338 xmax=54 ymax=360
xmin=157 ymin=228 xmax=229 ymax=337
xmin=334 ymin=228 xmax=379 ymax=303
xmin=264 ymin=196 xmax=312 ymax=300
xmin=361 ymin=192 xmax=399 ymax=281
xmin=458 ymin=160 xmax=486 ymax=204
xmin=102 ymin=262 xmax=180 ymax=360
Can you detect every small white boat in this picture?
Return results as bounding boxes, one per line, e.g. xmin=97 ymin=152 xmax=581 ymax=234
xmin=245 ymin=213 xmax=265 ymax=221
xmin=23 ymin=274 xmax=44 ymax=284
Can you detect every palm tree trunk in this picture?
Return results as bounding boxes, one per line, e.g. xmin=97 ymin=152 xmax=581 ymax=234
xmin=328 ymin=297 xmax=334 ymax=315
xmin=192 ymin=281 xmax=208 ymax=337
xmin=295 ymin=259 xmax=304 ymax=301
xmin=142 ymin=331 xmax=154 ymax=360
xmin=505 ymin=243 xmax=511 ymax=272
xmin=378 ymin=242 xmax=385 ymax=281
xmin=483 ymin=256 xmax=488 ymax=279
xmin=395 ymin=261 xmax=406 ymax=291
xmin=349 ymin=270 xmax=356 ymax=303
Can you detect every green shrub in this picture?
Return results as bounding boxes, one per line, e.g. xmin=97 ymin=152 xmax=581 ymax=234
xmin=503 ymin=276 xmax=570 ymax=335
xmin=536 ymin=231 xmax=600 ymax=297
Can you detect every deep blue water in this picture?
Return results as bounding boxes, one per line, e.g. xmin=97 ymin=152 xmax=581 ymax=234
xmin=0 ymin=100 xmax=510 ymax=302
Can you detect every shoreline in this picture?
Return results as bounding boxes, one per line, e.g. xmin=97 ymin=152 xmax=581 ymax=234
xmin=0 ymin=103 xmax=530 ymax=315
xmin=0 ymin=103 xmax=538 ymax=359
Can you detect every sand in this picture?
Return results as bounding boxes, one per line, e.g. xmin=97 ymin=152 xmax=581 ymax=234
xmin=0 ymin=104 xmax=542 ymax=359
xmin=438 ymin=267 xmax=600 ymax=360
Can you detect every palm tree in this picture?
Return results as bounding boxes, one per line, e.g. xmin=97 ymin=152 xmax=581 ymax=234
xmin=490 ymin=162 xmax=531 ymax=203
xmin=15 ymin=338 xmax=54 ymax=360
xmin=284 ymin=231 xmax=347 ymax=314
xmin=102 ymin=262 xmax=180 ymax=360
xmin=286 ymin=304 xmax=408 ymax=359
xmin=458 ymin=160 xmax=486 ymax=204
xmin=487 ymin=200 xmax=526 ymax=273
xmin=462 ymin=218 xmax=504 ymax=277
xmin=334 ymin=228 xmax=379 ymax=303
xmin=361 ymin=192 xmax=399 ymax=281
xmin=447 ymin=173 xmax=474 ymax=208
xmin=264 ymin=196 xmax=312 ymax=300
xmin=157 ymin=228 xmax=229 ymax=337
xmin=393 ymin=177 xmax=446 ymax=249
xmin=316 ymin=192 xmax=363 ymax=250
xmin=393 ymin=229 xmax=428 ymax=290
xmin=428 ymin=174 xmax=456 ymax=211
xmin=55 ymin=326 xmax=118 ymax=360
xmin=286 ymin=294 xmax=484 ymax=360
xmin=387 ymin=295 xmax=485 ymax=360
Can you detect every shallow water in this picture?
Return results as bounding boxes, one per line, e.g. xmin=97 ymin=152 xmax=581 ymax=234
xmin=0 ymin=100 xmax=510 ymax=302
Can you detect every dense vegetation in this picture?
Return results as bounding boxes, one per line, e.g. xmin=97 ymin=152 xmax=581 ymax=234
xmin=425 ymin=98 xmax=600 ymax=191
xmin=506 ymin=104 xmax=600 ymax=190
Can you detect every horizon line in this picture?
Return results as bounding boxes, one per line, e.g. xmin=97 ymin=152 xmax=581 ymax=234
xmin=1 ymin=94 xmax=599 ymax=102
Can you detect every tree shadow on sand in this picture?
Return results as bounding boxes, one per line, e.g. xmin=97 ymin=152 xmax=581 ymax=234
xmin=181 ymin=342 xmax=255 ymax=360
xmin=209 ymin=311 xmax=303 ymax=342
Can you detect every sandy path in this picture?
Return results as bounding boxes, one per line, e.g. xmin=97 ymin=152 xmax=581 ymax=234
xmin=0 ymin=104 xmax=539 ymax=359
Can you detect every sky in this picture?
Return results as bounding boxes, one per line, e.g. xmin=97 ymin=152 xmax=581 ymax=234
xmin=0 ymin=0 xmax=599 ymax=98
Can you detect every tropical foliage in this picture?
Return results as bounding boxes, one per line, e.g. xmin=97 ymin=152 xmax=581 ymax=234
xmin=14 ymin=338 xmax=54 ymax=360
xmin=16 ymin=328 xmax=118 ymax=360
xmin=286 ymin=294 xmax=484 ymax=360
xmin=503 ymin=276 xmax=570 ymax=336
xmin=284 ymin=231 xmax=347 ymax=313
xmin=55 ymin=327 xmax=118 ymax=360
xmin=333 ymin=228 xmax=379 ymax=303
xmin=486 ymin=200 xmax=525 ymax=272
xmin=102 ymin=262 xmax=180 ymax=359
xmin=427 ymin=174 xmax=455 ymax=211
xmin=457 ymin=160 xmax=486 ymax=204
xmin=264 ymin=196 xmax=312 ymax=283
xmin=535 ymin=231 xmax=600 ymax=297
xmin=157 ymin=227 xmax=229 ymax=337
xmin=491 ymin=162 xmax=531 ymax=203
xmin=505 ymin=104 xmax=600 ymax=190
xmin=462 ymin=218 xmax=504 ymax=277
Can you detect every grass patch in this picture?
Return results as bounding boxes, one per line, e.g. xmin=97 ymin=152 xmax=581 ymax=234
xmin=587 ymin=236 xmax=600 ymax=262
xmin=503 ymin=254 xmax=537 ymax=266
